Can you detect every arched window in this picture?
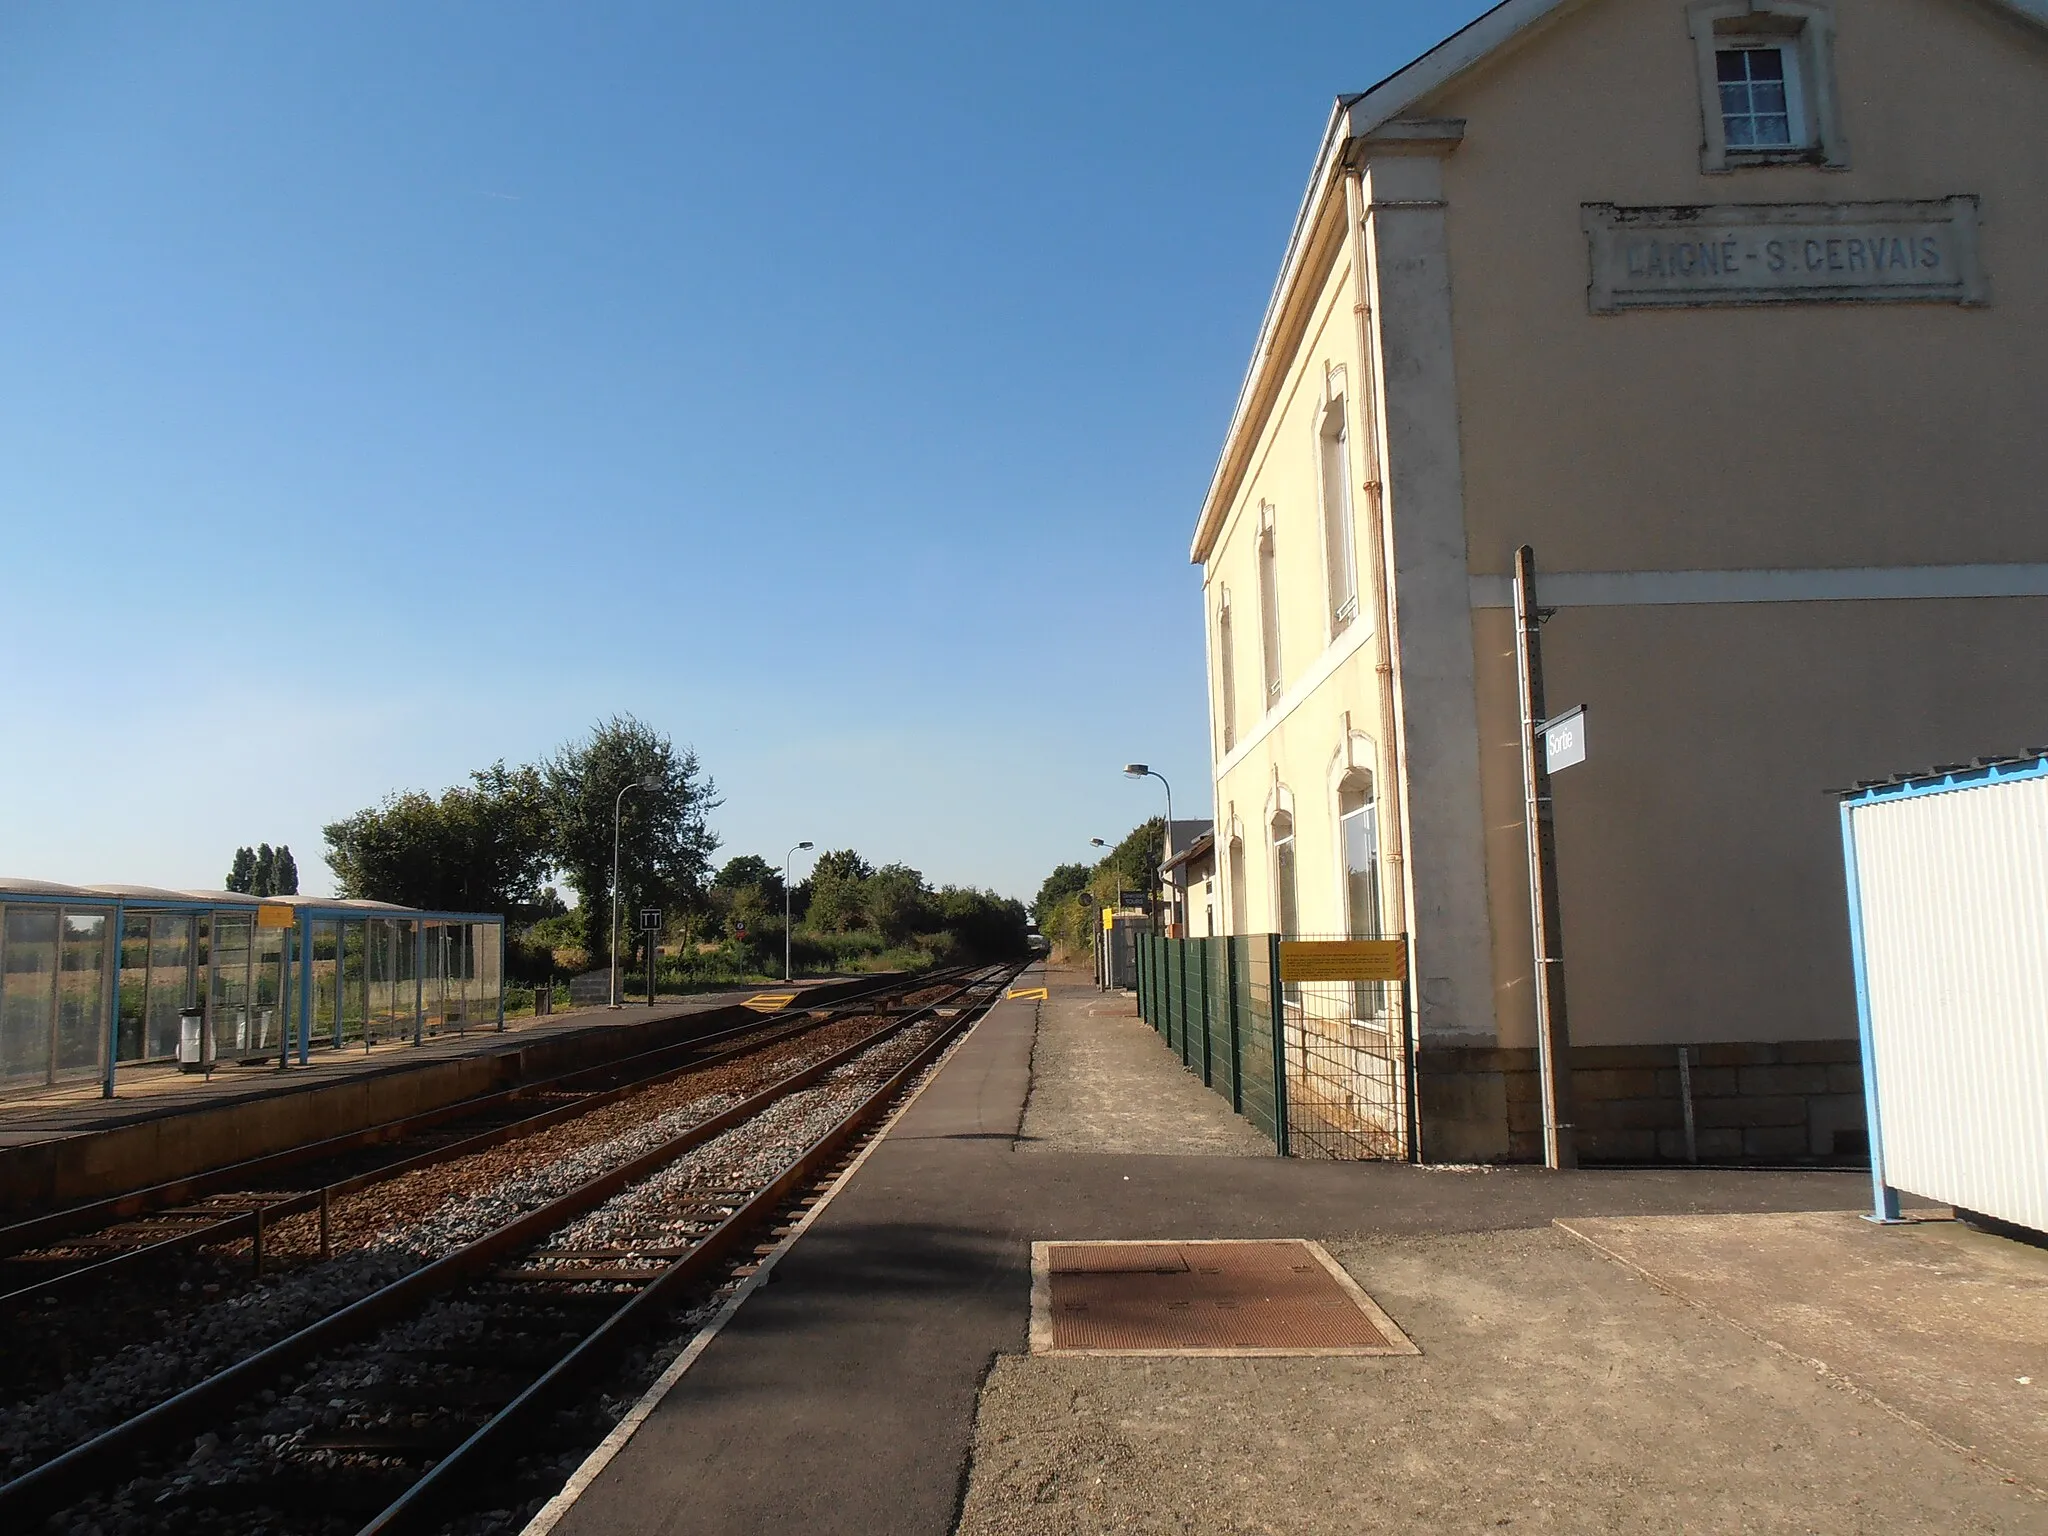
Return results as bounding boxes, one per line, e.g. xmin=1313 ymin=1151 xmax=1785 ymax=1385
xmin=1337 ymin=770 xmax=1380 ymax=940
xmin=1270 ymin=810 xmax=1299 ymax=937
xmin=1227 ymin=836 xmax=1247 ymax=935
xmin=1216 ymin=587 xmax=1238 ymax=754
xmin=1319 ymin=377 xmax=1359 ymax=638
xmin=1257 ymin=505 xmax=1282 ymax=705
xmin=1339 ymin=769 xmax=1384 ymax=1024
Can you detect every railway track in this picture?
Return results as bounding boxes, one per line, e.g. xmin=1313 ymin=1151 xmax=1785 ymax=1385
xmin=0 ymin=962 xmax=1023 ymax=1535
xmin=0 ymin=969 xmax=971 ymax=1312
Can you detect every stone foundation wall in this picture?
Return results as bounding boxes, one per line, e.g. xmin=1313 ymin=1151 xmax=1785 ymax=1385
xmin=1416 ymin=1040 xmax=1866 ymax=1165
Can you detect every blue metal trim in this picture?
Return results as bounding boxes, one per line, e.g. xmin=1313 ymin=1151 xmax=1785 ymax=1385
xmin=297 ymin=911 xmax=313 ymax=1065
xmin=1841 ymin=754 xmax=2048 ymax=807
xmin=102 ymin=902 xmax=123 ymax=1099
xmin=413 ymin=920 xmax=425 ymax=1047
xmin=1839 ymin=800 xmax=1903 ymax=1223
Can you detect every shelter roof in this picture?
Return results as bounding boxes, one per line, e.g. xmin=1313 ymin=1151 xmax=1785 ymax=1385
xmin=0 ymin=879 xmax=479 ymax=918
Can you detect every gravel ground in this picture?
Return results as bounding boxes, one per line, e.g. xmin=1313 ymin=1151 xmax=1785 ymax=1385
xmin=0 ymin=1012 xmax=907 ymax=1478
xmin=952 ymin=1228 xmax=2044 ymax=1536
xmin=20 ymin=1011 xmax=964 ymax=1536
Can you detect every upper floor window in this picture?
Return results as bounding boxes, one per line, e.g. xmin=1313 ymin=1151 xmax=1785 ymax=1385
xmin=1257 ymin=505 xmax=1283 ymax=705
xmin=1216 ymin=587 xmax=1238 ymax=754
xmin=1318 ymin=374 xmax=1359 ymax=640
xmin=1717 ymin=43 xmax=1803 ymax=149
xmin=1687 ymin=1 xmax=1846 ymax=173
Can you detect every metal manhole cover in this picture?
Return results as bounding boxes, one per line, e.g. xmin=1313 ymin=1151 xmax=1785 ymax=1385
xmin=1029 ymin=1239 xmax=1419 ymax=1357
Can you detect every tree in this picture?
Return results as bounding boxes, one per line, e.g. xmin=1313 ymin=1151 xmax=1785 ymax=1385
xmin=865 ymin=863 xmax=931 ymax=944
xmin=1032 ymin=863 xmax=1091 ymax=925
xmin=543 ymin=715 xmax=721 ymax=959
xmin=324 ymin=762 xmax=553 ymax=915
xmin=803 ymin=848 xmax=872 ymax=933
xmin=254 ymin=843 xmax=277 ymax=897
xmin=714 ymin=854 xmax=781 ymax=899
xmin=226 ymin=846 xmax=256 ymax=894
xmin=274 ymin=845 xmax=300 ymax=896
xmin=811 ymin=849 xmax=873 ymax=885
xmin=934 ymin=886 xmax=1029 ymax=961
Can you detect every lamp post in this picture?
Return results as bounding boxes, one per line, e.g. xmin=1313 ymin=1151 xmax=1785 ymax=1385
xmin=609 ymin=774 xmax=661 ymax=1009
xmin=1123 ymin=764 xmax=1175 ymax=933
xmin=1089 ymin=837 xmax=1109 ymax=989
xmin=784 ymin=841 xmax=814 ymax=982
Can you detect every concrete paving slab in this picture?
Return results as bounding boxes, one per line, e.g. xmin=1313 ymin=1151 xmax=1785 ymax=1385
xmin=1019 ymin=973 xmax=1272 ymax=1157
xmin=1557 ymin=1209 xmax=2048 ymax=1493
xmin=956 ymin=1226 xmax=2044 ymax=1535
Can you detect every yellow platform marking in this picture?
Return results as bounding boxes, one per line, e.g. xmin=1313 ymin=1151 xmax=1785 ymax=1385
xmin=1007 ymin=986 xmax=1048 ymax=1001
xmin=744 ymin=991 xmax=799 ymax=1012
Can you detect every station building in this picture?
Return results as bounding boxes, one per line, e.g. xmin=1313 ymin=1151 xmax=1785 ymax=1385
xmin=1192 ymin=0 xmax=2048 ymax=1160
xmin=0 ymin=879 xmax=505 ymax=1097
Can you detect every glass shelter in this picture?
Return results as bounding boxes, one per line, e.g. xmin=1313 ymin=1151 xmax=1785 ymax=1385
xmin=0 ymin=880 xmax=503 ymax=1097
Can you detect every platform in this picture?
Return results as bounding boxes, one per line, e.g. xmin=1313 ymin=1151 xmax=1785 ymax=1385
xmin=534 ymin=965 xmax=2043 ymax=1535
xmin=0 ymin=977 xmax=878 ymax=1213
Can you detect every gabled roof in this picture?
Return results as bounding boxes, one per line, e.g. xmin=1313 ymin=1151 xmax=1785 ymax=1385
xmin=1191 ymin=0 xmax=2048 ymax=564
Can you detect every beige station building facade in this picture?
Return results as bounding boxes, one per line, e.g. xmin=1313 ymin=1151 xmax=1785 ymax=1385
xmin=1191 ymin=0 xmax=2048 ymax=1160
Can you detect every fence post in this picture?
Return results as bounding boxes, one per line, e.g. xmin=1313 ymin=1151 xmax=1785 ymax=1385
xmin=1226 ymin=937 xmax=1243 ymax=1113
xmin=1268 ymin=932 xmax=1290 ymax=1156
xmin=1176 ymin=939 xmax=1188 ymax=1063
xmin=1199 ymin=938 xmax=1214 ymax=1088
xmin=1134 ymin=933 xmax=1147 ymax=1022
xmin=1401 ymin=935 xmax=1421 ymax=1164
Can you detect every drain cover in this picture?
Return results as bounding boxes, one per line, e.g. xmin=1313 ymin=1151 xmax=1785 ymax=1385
xmin=1029 ymin=1239 xmax=1418 ymax=1357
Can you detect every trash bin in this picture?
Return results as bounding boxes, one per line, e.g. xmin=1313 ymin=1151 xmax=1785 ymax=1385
xmin=177 ymin=1006 xmax=212 ymax=1073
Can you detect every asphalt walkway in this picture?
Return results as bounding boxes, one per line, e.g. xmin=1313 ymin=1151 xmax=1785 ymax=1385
xmin=539 ymin=967 xmax=2043 ymax=1536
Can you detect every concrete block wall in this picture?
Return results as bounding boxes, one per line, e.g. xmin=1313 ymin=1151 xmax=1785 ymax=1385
xmin=1418 ymin=1041 xmax=1866 ymax=1165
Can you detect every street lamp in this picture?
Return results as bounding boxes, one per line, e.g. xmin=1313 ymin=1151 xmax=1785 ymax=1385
xmin=784 ymin=841 xmax=814 ymax=982
xmin=609 ymin=773 xmax=661 ymax=1009
xmin=1123 ymin=764 xmax=1176 ymax=934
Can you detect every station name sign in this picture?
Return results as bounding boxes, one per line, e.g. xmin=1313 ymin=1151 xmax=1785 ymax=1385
xmin=1583 ymin=197 xmax=1985 ymax=313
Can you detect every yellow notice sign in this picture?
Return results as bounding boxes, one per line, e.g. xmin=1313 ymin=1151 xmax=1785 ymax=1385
xmin=1277 ymin=939 xmax=1407 ymax=983
xmin=1101 ymin=907 xmax=1115 ymax=931
xmin=1007 ymin=986 xmax=1048 ymax=1001
xmin=256 ymin=904 xmax=296 ymax=930
xmin=744 ymin=991 xmax=798 ymax=1013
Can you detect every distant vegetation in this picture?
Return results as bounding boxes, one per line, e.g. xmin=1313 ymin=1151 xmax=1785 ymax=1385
xmin=693 ymin=847 xmax=1028 ymax=984
xmin=1032 ymin=818 xmax=1162 ymax=962
xmin=225 ymin=843 xmax=299 ymax=896
xmin=320 ymin=714 xmax=1026 ymax=994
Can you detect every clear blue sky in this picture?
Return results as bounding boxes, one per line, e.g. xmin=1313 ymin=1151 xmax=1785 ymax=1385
xmin=0 ymin=1 xmax=1482 ymax=904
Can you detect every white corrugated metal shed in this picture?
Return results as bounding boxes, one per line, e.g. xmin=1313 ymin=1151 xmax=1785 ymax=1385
xmin=1841 ymin=752 xmax=2048 ymax=1232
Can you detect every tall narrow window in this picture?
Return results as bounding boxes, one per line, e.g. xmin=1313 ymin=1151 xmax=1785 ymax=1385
xmin=1217 ymin=588 xmax=1238 ymax=754
xmin=1338 ymin=774 xmax=1381 ymax=940
xmin=1319 ymin=387 xmax=1359 ymax=638
xmin=1271 ymin=811 xmax=1299 ymax=937
xmin=1257 ymin=509 xmax=1282 ymax=705
xmin=1227 ymin=836 xmax=1247 ymax=935
xmin=1339 ymin=771 xmax=1383 ymax=1023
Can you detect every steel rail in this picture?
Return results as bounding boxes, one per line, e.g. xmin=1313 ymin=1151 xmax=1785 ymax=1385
xmin=0 ymin=976 xmax=972 ymax=1311
xmin=0 ymin=968 xmax=965 ymax=1264
xmin=355 ymin=963 xmax=1019 ymax=1536
xmin=0 ymin=973 xmax=1006 ymax=1529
